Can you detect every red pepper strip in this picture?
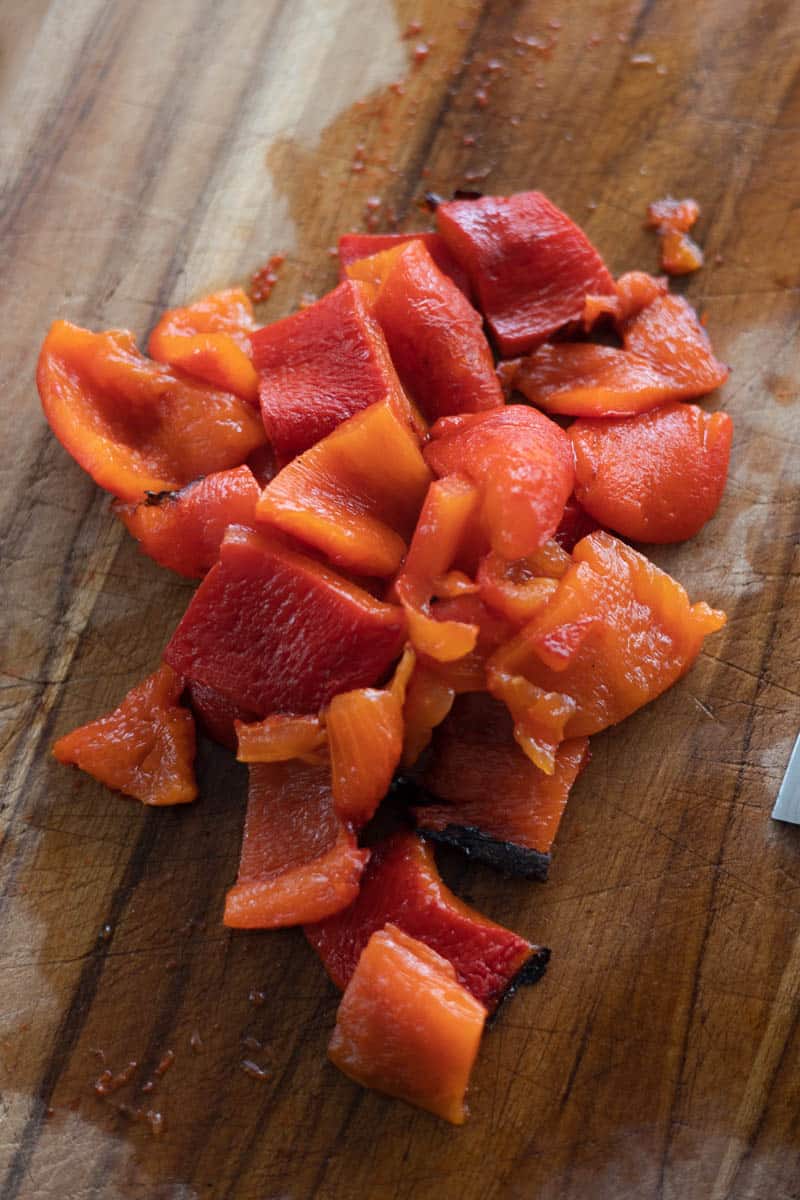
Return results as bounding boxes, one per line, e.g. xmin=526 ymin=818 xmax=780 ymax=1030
xmin=255 ymin=399 xmax=431 ymax=578
xmin=570 ymin=403 xmax=733 ymax=543
xmin=368 ymin=240 xmax=503 ymax=422
xmin=582 ymin=271 xmax=668 ymax=330
xmin=164 ymin=525 xmax=406 ymax=717
xmin=393 ymin=477 xmax=481 ymax=662
xmin=490 ymin=531 xmax=726 ymax=737
xmin=252 ymin=279 xmax=423 ymax=465
xmin=414 ymin=693 xmax=589 ymax=877
xmin=338 ymin=231 xmax=472 ymax=296
xmin=436 ymin=191 xmax=614 ymax=356
xmin=223 ymin=761 xmax=368 ymax=928
xmin=327 ymin=647 xmax=416 ymax=828
xmin=424 ymin=407 xmax=574 ymax=560
xmin=306 ymin=831 xmax=548 ymax=1013
xmin=113 ymin=465 xmax=260 ymax=578
xmin=37 ymin=321 xmax=267 ymax=502
xmin=328 ymin=924 xmax=486 ymax=1125
xmin=148 ymin=288 xmax=259 ymax=402
xmin=53 ymin=664 xmax=197 ymax=806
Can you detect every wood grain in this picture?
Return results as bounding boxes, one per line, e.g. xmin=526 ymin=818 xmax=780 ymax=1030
xmin=1 ymin=1 xmax=799 ymax=1197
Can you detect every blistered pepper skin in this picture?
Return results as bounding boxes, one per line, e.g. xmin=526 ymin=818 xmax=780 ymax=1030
xmin=329 ymin=925 xmax=486 ymax=1124
xmin=164 ymin=526 xmax=406 ymax=717
xmin=436 ymin=191 xmax=614 ymax=355
xmin=37 ymin=321 xmax=266 ymax=502
xmin=53 ymin=664 xmax=197 ymax=806
xmin=570 ymin=403 xmax=733 ymax=543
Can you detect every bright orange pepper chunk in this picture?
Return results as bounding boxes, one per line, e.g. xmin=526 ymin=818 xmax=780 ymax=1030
xmin=52 ymin=664 xmax=197 ymax=806
xmin=256 ymin=399 xmax=431 ymax=578
xmin=235 ymin=714 xmax=326 ymax=764
xmin=327 ymin=647 xmax=416 ymax=827
xmin=491 ymin=531 xmax=726 ymax=736
xmin=328 ymin=924 xmax=486 ymax=1124
xmin=37 ymin=321 xmax=266 ymax=501
xmin=148 ymin=288 xmax=259 ymax=401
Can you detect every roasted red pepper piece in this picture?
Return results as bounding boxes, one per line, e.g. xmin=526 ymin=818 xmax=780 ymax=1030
xmin=113 ymin=465 xmax=260 ymax=578
xmin=436 ymin=191 xmax=614 ymax=355
xmin=582 ymin=270 xmax=668 ymax=329
xmin=491 ymin=531 xmax=726 ymax=736
xmin=645 ymin=197 xmax=704 ymax=276
xmin=393 ymin=476 xmax=482 ymax=662
xmin=255 ymin=399 xmax=431 ymax=577
xmin=424 ymin=407 xmax=574 ymax=559
xmin=164 ymin=525 xmax=406 ymax=716
xmin=413 ymin=693 xmax=589 ymax=877
xmin=37 ymin=322 xmax=267 ymax=502
xmin=327 ymin=648 xmax=416 ymax=827
xmin=367 ymin=240 xmax=503 ymax=421
xmin=570 ymin=403 xmax=733 ymax=543
xmin=328 ymin=924 xmax=486 ymax=1124
xmin=306 ymin=831 xmax=549 ymax=1013
xmin=252 ymin=280 xmax=420 ymax=465
xmin=53 ymin=664 xmax=197 ymax=806
xmin=185 ymin=680 xmax=257 ymax=751
xmin=223 ymin=761 xmax=368 ymax=928
xmin=338 ymin=232 xmax=471 ymax=296
xmin=477 ymin=543 xmax=568 ymax=626
xmin=148 ymin=288 xmax=259 ymax=401
xmin=511 ymin=289 xmax=729 ymax=418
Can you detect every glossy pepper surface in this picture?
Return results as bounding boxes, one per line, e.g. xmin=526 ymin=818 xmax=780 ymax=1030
xmin=328 ymin=924 xmax=486 ymax=1124
xmin=53 ymin=664 xmax=197 ymax=806
xmin=306 ymin=831 xmax=548 ymax=1012
xmin=252 ymin=280 xmax=419 ymax=464
xmin=114 ymin=465 xmax=260 ymax=578
xmin=37 ymin=321 xmax=266 ymax=502
xmin=148 ymin=288 xmax=259 ymax=401
xmin=224 ymin=761 xmax=368 ymax=928
xmin=164 ymin=525 xmax=406 ymax=716
xmin=436 ymin=191 xmax=614 ymax=355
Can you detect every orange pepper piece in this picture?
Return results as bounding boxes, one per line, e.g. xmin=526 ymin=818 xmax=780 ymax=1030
xmin=223 ymin=760 xmax=368 ymax=929
xmin=236 ymin=714 xmax=326 ymax=764
xmin=52 ymin=664 xmax=197 ymax=806
xmin=148 ymin=288 xmax=259 ymax=402
xmin=328 ymin=924 xmax=486 ymax=1124
xmin=256 ymin=399 xmax=431 ymax=578
xmin=37 ymin=321 xmax=266 ymax=501
xmin=326 ymin=647 xmax=416 ymax=827
xmin=491 ymin=531 xmax=726 ymax=736
xmin=569 ymin=402 xmax=734 ymax=543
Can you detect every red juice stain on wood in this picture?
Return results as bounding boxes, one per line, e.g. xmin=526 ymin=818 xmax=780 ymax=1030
xmin=250 ymin=255 xmax=285 ymax=303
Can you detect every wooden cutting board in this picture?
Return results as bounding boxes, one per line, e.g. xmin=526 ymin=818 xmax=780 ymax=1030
xmin=1 ymin=2 xmax=799 ymax=1197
